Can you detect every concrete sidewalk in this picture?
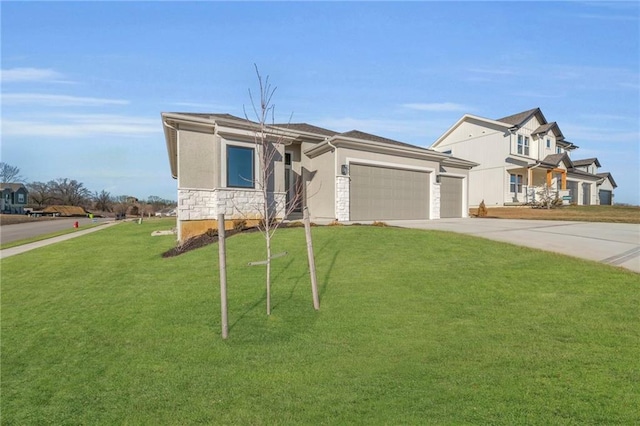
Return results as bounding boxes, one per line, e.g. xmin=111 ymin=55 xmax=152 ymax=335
xmin=0 ymin=221 xmax=120 ymax=260
xmin=384 ymin=218 xmax=640 ymax=273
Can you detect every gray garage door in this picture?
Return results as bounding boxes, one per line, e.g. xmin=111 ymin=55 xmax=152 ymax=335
xmin=567 ymin=181 xmax=579 ymax=204
xmin=599 ymin=190 xmax=612 ymax=205
xmin=440 ymin=176 xmax=463 ymax=218
xmin=582 ymin=183 xmax=591 ymax=205
xmin=350 ymin=164 xmax=430 ymax=221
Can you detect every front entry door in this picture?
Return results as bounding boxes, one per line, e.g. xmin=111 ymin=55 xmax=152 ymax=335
xmin=284 ymin=152 xmax=301 ymax=212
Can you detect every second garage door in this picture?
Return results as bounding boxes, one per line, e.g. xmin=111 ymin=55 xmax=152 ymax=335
xmin=350 ymin=164 xmax=430 ymax=221
xmin=440 ymin=176 xmax=463 ymax=218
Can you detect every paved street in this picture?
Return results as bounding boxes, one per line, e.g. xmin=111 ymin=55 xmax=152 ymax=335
xmin=0 ymin=217 xmax=111 ymax=244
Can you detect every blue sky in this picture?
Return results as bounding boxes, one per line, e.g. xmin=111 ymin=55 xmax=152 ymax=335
xmin=2 ymin=1 xmax=639 ymax=204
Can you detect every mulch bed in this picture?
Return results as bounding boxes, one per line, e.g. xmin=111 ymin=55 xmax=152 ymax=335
xmin=162 ymin=223 xmax=305 ymax=258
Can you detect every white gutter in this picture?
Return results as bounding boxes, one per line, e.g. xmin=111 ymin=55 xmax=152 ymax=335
xmin=327 ymin=137 xmax=339 ymax=219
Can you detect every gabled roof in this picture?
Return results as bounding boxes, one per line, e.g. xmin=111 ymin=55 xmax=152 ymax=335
xmin=0 ymin=183 xmax=27 ymax=192
xmin=572 ymin=157 xmax=601 ymax=168
xmin=540 ymin=153 xmax=573 ymax=168
xmin=338 ymin=130 xmax=422 ymax=150
xmin=273 ymin=123 xmax=338 ymax=137
xmin=596 ymin=172 xmax=617 ymax=188
xmin=496 ymin=107 xmax=546 ymax=128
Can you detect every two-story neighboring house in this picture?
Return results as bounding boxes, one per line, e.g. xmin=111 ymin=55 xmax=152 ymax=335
xmin=430 ymin=108 xmax=616 ymax=207
xmin=571 ymin=158 xmax=617 ymax=205
xmin=0 ymin=183 xmax=29 ymax=214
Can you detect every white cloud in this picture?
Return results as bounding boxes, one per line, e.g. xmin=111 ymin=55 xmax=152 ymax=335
xmin=467 ymin=67 xmax=518 ymax=76
xmin=1 ymin=67 xmax=68 ymax=83
xmin=562 ymin=123 xmax=640 ymax=144
xmin=514 ymin=91 xmax=566 ymax=99
xmin=3 ymin=93 xmax=129 ymax=106
xmin=402 ymin=102 xmax=469 ymax=112
xmin=2 ymin=114 xmax=159 ymax=138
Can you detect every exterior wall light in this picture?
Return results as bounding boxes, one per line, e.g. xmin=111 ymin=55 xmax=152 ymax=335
xmin=341 ymin=165 xmax=349 ymax=175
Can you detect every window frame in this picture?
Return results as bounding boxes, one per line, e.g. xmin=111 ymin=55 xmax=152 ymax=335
xmin=510 ymin=173 xmax=523 ymax=193
xmin=517 ymin=135 xmax=530 ymax=156
xmin=226 ymin=145 xmax=255 ymax=189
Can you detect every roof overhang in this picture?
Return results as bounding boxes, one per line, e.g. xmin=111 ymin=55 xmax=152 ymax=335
xmin=305 ymin=135 xmax=478 ymax=169
xmin=430 ymin=114 xmax=513 ymax=149
xmin=161 ymin=112 xmax=302 ymax=179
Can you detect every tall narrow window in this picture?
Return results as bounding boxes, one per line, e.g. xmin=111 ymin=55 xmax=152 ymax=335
xmin=524 ymin=136 xmax=530 ymax=156
xmin=227 ymin=146 xmax=254 ymax=188
xmin=510 ymin=174 xmax=523 ymax=193
xmin=546 ymin=138 xmax=551 ymax=148
xmin=517 ymin=135 xmax=523 ymax=155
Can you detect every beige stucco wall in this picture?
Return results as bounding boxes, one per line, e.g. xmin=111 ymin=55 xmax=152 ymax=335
xmin=178 ymin=127 xmax=216 ymax=189
xmin=305 ymin=149 xmax=335 ymax=219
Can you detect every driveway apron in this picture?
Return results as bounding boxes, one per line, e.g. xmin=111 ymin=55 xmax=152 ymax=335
xmin=385 ymin=218 xmax=640 ymax=273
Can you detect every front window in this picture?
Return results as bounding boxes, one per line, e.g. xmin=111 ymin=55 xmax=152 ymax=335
xmin=17 ymin=193 xmax=25 ymax=203
xmin=510 ymin=174 xmax=523 ymax=193
xmin=517 ymin=135 xmax=530 ymax=156
xmin=227 ymin=145 xmax=254 ymax=188
xmin=546 ymin=138 xmax=551 ymax=149
xmin=556 ymin=146 xmax=562 ymax=154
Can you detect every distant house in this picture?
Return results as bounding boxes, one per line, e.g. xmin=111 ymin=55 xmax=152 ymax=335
xmin=430 ymin=108 xmax=617 ymax=207
xmin=161 ymin=112 xmax=477 ymax=242
xmin=42 ymin=205 xmax=88 ymax=217
xmin=0 ymin=183 xmax=28 ymax=214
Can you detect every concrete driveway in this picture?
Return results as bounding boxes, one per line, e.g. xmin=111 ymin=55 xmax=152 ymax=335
xmin=384 ymin=218 xmax=640 ymax=273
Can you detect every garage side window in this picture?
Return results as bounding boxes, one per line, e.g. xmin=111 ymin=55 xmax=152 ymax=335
xmin=510 ymin=174 xmax=523 ymax=193
xmin=227 ymin=146 xmax=255 ymax=188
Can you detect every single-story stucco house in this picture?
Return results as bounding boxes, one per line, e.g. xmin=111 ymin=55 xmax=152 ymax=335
xmin=161 ymin=112 xmax=477 ymax=242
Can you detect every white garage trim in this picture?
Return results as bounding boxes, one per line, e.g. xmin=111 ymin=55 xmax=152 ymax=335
xmin=439 ymin=173 xmax=469 ymax=218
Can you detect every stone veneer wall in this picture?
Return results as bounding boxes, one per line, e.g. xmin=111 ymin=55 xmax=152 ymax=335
xmin=431 ymin=181 xmax=440 ymax=220
xmin=178 ymin=188 xmax=286 ymax=221
xmin=335 ymin=176 xmax=350 ymax=221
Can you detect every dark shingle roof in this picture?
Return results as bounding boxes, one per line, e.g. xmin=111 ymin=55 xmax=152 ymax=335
xmin=532 ymin=122 xmax=556 ymax=135
xmin=540 ymin=153 xmax=567 ymax=167
xmin=339 ymin=130 xmax=424 ymax=150
xmin=273 ymin=123 xmax=339 ymax=137
xmin=596 ymin=172 xmax=617 ymax=188
xmin=572 ymin=158 xmax=601 ymax=167
xmin=0 ymin=183 xmax=26 ymax=191
xmin=496 ymin=108 xmax=541 ymax=126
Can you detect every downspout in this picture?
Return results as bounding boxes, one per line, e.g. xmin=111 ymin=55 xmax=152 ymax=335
xmin=327 ymin=138 xmax=339 ymax=219
xmin=163 ymin=120 xmax=181 ymax=241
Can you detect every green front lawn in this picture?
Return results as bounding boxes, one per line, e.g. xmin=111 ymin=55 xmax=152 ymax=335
xmin=1 ymin=220 xmax=638 ymax=424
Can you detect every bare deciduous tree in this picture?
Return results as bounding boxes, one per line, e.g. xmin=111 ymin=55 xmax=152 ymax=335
xmin=26 ymin=181 xmax=53 ymax=207
xmin=0 ymin=162 xmax=25 ymax=183
xmin=50 ymin=178 xmax=91 ymax=207
xmin=93 ymin=190 xmax=113 ymax=212
xmin=243 ymin=65 xmax=304 ymax=316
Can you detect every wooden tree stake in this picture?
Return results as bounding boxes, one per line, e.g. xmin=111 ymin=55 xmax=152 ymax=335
xmin=304 ymin=207 xmax=320 ymax=310
xmin=218 ymin=214 xmax=229 ymax=339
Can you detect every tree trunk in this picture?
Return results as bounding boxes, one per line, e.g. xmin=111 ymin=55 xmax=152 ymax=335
xmin=266 ymin=231 xmax=272 ymax=315
xmin=218 ymin=214 xmax=229 ymax=339
xmin=304 ymin=207 xmax=320 ymax=310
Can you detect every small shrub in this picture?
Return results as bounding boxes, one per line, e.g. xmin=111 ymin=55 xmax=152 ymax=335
xmin=371 ymin=221 xmax=388 ymax=227
xmin=350 ymin=222 xmax=363 ymax=226
xmin=232 ymin=219 xmax=247 ymax=231
xmin=287 ymin=221 xmax=305 ymax=228
xmin=477 ymin=200 xmax=488 ymax=217
xmin=328 ymin=220 xmax=344 ymax=226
